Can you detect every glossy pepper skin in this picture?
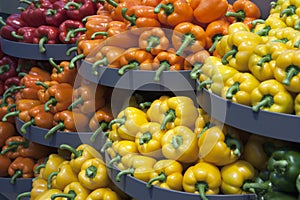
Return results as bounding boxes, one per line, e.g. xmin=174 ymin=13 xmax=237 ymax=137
xmin=108 ymin=107 xmax=148 ymax=141
xmin=0 ymin=56 xmax=18 ymax=81
xmin=58 ymin=20 xmax=84 ymax=44
xmin=8 ymin=156 xmax=35 ymax=184
xmin=0 ymin=121 xmax=17 ymax=147
xmin=1 ymin=136 xmax=28 ymax=159
xmin=34 ymin=189 xmax=64 ymax=200
xmin=161 ymin=126 xmax=198 ymax=163
xmin=221 ymin=72 xmax=260 ymax=106
xmin=147 ymin=159 xmax=183 ymax=191
xmin=198 ymin=126 xmax=242 ymax=166
xmin=51 ymin=181 xmax=90 ymax=200
xmin=172 ymin=22 xmax=206 ymax=56
xmin=184 ymin=50 xmax=210 ymax=80
xmin=183 ymin=162 xmax=221 ymax=200
xmin=45 ymin=0 xmax=68 ymax=27
xmin=0 ymin=154 xmax=11 ymax=177
xmin=64 ymin=0 xmax=96 ymax=21
xmin=78 ymin=158 xmax=109 ymax=190
xmin=16 ymin=177 xmax=48 ymax=200
xmin=251 ymin=79 xmax=294 ymax=113
xmin=49 ymin=58 xmax=77 ymax=85
xmin=221 ymin=160 xmax=255 ymax=194
xmin=11 ymin=27 xmax=36 ymax=43
xmin=194 ymin=108 xmax=211 ymax=138
xmin=41 ymin=154 xmax=66 ymax=180
xmin=86 ymin=188 xmax=120 ymax=200
xmin=32 ymin=26 xmax=59 ymax=53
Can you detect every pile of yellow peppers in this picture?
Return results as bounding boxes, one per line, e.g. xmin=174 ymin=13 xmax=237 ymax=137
xmin=102 ymin=95 xmax=295 ymax=200
xmin=198 ymin=0 xmax=300 ymax=115
xmin=16 ymin=144 xmax=131 ymax=200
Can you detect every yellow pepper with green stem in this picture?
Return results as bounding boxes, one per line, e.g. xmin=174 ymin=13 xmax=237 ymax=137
xmin=34 ymin=189 xmax=64 ymax=200
xmin=51 ymin=182 xmax=90 ymax=200
xmin=86 ymin=188 xmax=120 ymax=200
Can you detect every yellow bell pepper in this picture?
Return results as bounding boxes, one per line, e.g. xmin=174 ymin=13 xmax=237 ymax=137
xmin=135 ymin=122 xmax=165 ymax=158
xmin=34 ymin=189 xmax=63 ymax=200
xmin=252 ymin=14 xmax=286 ymax=38
xmin=268 ymin=27 xmax=299 ymax=46
xmin=107 ymin=140 xmax=138 ymax=168
xmin=116 ymin=154 xmax=156 ymax=182
xmin=251 ymin=79 xmax=294 ymax=113
xmin=145 ymin=95 xmax=170 ymax=123
xmin=221 ymin=72 xmax=260 ymax=106
xmin=51 ymin=182 xmax=90 ymax=200
xmin=59 ymin=144 xmax=102 ymax=174
xmin=146 ymin=159 xmax=183 ymax=191
xmin=295 ymin=93 xmax=300 ymax=115
xmin=274 ymin=49 xmax=300 ymax=93
xmin=198 ymin=126 xmax=242 ymax=166
xmin=220 ymin=160 xmax=255 ymax=194
xmin=227 ymin=22 xmax=250 ymax=35
xmin=183 ymin=162 xmax=221 ymax=200
xmin=100 ymin=128 xmax=122 ymax=154
xmin=161 ymin=125 xmax=198 ymax=163
xmin=16 ymin=177 xmax=48 ymax=200
xmin=47 ymin=161 xmax=78 ymax=190
xmin=78 ymin=158 xmax=109 ymax=190
xmin=279 ymin=0 xmax=300 ymax=28
xmin=41 ymin=154 xmax=66 ymax=180
xmin=194 ymin=108 xmax=211 ymax=138
xmin=108 ymin=107 xmax=148 ymax=141
xmin=86 ymin=188 xmax=120 ymax=200
xmin=248 ymin=41 xmax=287 ymax=81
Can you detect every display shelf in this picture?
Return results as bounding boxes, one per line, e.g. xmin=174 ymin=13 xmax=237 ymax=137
xmin=197 ymin=88 xmax=300 ymax=143
xmin=105 ymin=152 xmax=257 ymax=200
xmin=0 ymin=37 xmax=76 ymax=60
xmin=0 ymin=178 xmax=32 ymax=194
xmin=15 ymin=117 xmax=106 ymax=150
xmin=78 ymin=60 xmax=197 ymax=91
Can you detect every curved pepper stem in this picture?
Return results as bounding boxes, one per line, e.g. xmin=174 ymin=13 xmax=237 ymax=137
xmin=190 ymin=63 xmax=203 ymax=80
xmin=197 ymin=80 xmax=213 ymax=91
xmin=139 ymin=131 xmax=152 ymax=145
xmin=116 ymin=167 xmax=135 ymax=182
xmin=108 ymin=154 xmax=121 ymax=168
xmin=69 ymin=54 xmax=85 ymax=69
xmin=100 ymin=139 xmax=112 ymax=153
xmin=272 ymin=160 xmax=289 ymax=172
xmin=16 ymin=191 xmax=31 ymax=200
xmin=108 ymin=116 xmax=126 ymax=129
xmin=2 ymin=110 xmax=20 ymax=122
xmin=282 ymin=65 xmax=300 ymax=86
xmin=64 ymin=1 xmax=82 ymax=10
xmin=1 ymin=145 xmax=18 ymax=155
xmin=44 ymin=122 xmax=65 ymax=139
xmin=154 ymin=3 xmax=174 ymax=15
xmin=47 ymin=171 xmax=58 ymax=189
xmin=10 ymin=170 xmax=23 ymax=184
xmin=139 ymin=101 xmax=152 ymax=109
xmin=256 ymin=26 xmax=271 ymax=36
xmin=0 ymin=64 xmax=10 ymax=75
xmin=92 ymin=57 xmax=108 ymax=76
xmin=46 ymin=9 xmax=57 ymax=16
xmin=195 ymin=182 xmax=208 ymax=200
xmin=44 ymin=97 xmax=57 ymax=112
xmin=225 ymin=10 xmax=246 ymax=21
xmin=176 ymin=33 xmax=195 ymax=56
xmin=90 ymin=121 xmax=108 ymax=143
xmin=106 ymin=0 xmax=118 ymax=8
xmin=8 ymin=141 xmax=29 ymax=148
xmin=66 ymin=46 xmax=78 ymax=56
xmin=60 ymin=144 xmax=83 ymax=159
xmin=242 ymin=181 xmax=271 ymax=192
xmin=197 ymin=122 xmax=211 ymax=138
xmin=65 ymin=28 xmax=86 ymax=42
xmin=222 ymin=46 xmax=238 ymax=65
xmin=154 ymin=61 xmax=170 ymax=82
xmin=252 ymin=94 xmax=274 ymax=112
xmin=122 ymin=8 xmax=136 ymax=26
xmin=68 ymin=97 xmax=84 ymax=111
xmin=0 ymin=17 xmax=6 ymax=26
xmin=91 ymin=31 xmax=108 ymax=40
xmin=146 ymin=36 xmax=160 ymax=52
xmin=11 ymin=31 xmax=24 ymax=40
xmin=51 ymin=190 xmax=76 ymax=200
xmin=49 ymin=58 xmax=63 ymax=73
xmin=226 ymin=82 xmax=240 ymax=99
xmin=19 ymin=0 xmax=32 ymax=5
xmin=161 ymin=109 xmax=176 ymax=130
xmin=251 ymin=19 xmax=265 ymax=27
xmin=209 ymin=34 xmax=223 ymax=53
xmin=280 ymin=5 xmax=296 ymax=17
xmin=172 ymin=135 xmax=183 ymax=149
xmin=257 ymin=54 xmax=272 ymax=66
xmin=146 ymin=173 xmax=167 ymax=188
xmin=118 ymin=61 xmax=140 ymax=75
xmin=225 ymin=135 xmax=242 ymax=157
xmin=39 ymin=36 xmax=48 ymax=53
xmin=34 ymin=163 xmax=46 ymax=175
xmin=20 ymin=118 xmax=35 ymax=134
xmin=86 ymin=165 xmax=97 ymax=178
xmin=36 ymin=81 xmax=50 ymax=90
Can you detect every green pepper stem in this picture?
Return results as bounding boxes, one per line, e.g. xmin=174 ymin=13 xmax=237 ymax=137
xmin=0 ymin=64 xmax=10 ymax=75
xmin=66 ymin=28 xmax=86 ymax=42
xmin=1 ymin=145 xmax=18 ymax=155
xmin=161 ymin=109 xmax=176 ymax=130
xmin=34 ymin=163 xmax=46 ymax=175
xmin=222 ymin=46 xmax=238 ymax=65
xmin=197 ymin=122 xmax=211 ymax=138
xmin=47 ymin=171 xmax=58 ymax=189
xmin=10 ymin=170 xmax=23 ymax=184
xmin=225 ymin=135 xmax=242 ymax=157
xmin=146 ymin=36 xmax=160 ymax=52
xmin=51 ymin=190 xmax=76 ymax=200
xmin=92 ymin=57 xmax=108 ymax=76
xmin=86 ymin=165 xmax=97 ymax=178
xmin=18 ymin=72 xmax=27 ymax=78
xmin=154 ymin=3 xmax=174 ymax=15
xmin=19 ymin=0 xmax=32 ymax=5
xmin=68 ymin=97 xmax=84 ymax=111
xmin=11 ymin=31 xmax=24 ymax=40
xmin=20 ymin=118 xmax=35 ymax=134
xmin=283 ymin=66 xmax=299 ymax=86
xmin=44 ymin=122 xmax=65 ymax=139
xmin=139 ymin=101 xmax=152 ymax=109
xmin=139 ymin=131 xmax=152 ymax=145
xmin=176 ymin=33 xmax=195 ymax=56
xmin=251 ymin=19 xmax=265 ymax=27
xmin=0 ymin=17 xmax=6 ymax=26
xmin=172 ymin=135 xmax=183 ymax=149
xmin=64 ymin=1 xmax=81 ymax=10
xmin=118 ymin=61 xmax=140 ymax=75
xmin=39 ymin=36 xmax=48 ymax=53
xmin=7 ymin=104 xmax=16 ymax=112
xmin=242 ymin=181 xmax=271 ymax=191
xmin=190 ymin=63 xmax=203 ymax=80
xmin=46 ymin=9 xmax=57 ymax=16
xmin=106 ymin=0 xmax=118 ymax=7
xmin=2 ymin=110 xmax=20 ymax=122
xmin=8 ymin=141 xmax=29 ymax=148
xmin=44 ymin=97 xmax=57 ymax=112
xmin=66 ymin=46 xmax=78 ymax=56
xmin=108 ymin=154 xmax=121 ymax=168
xmin=90 ymin=121 xmax=108 ymax=143
xmin=225 ymin=10 xmax=245 ymax=21
xmin=36 ymin=81 xmax=50 ymax=90
xmin=116 ymin=167 xmax=135 ymax=182
xmin=256 ymin=26 xmax=271 ymax=36
xmin=280 ymin=5 xmax=296 ymax=17
xmin=69 ymin=54 xmax=85 ymax=69
xmin=100 ymin=139 xmax=113 ymax=153
xmin=59 ymin=144 xmax=83 ymax=158
xmin=102 ymin=131 xmax=109 ymax=138
xmin=270 ymin=1 xmax=277 ymax=8
xmin=294 ymin=39 xmax=300 ymax=48
xmin=226 ymin=82 xmax=240 ymax=99
xmin=209 ymin=35 xmax=223 ymax=53
xmin=295 ymin=21 xmax=300 ymax=30
xmin=272 ymin=160 xmax=289 ymax=171
xmin=49 ymin=58 xmax=63 ymax=73
xmin=17 ymin=6 xmax=25 ymax=11
xmin=108 ymin=116 xmax=126 ymax=129
xmin=252 ymin=95 xmax=274 ymax=112
xmin=195 ymin=182 xmax=208 ymax=200
xmin=257 ymin=54 xmax=272 ymax=66
xmin=122 ymin=8 xmax=136 ymax=26
xmin=154 ymin=61 xmax=170 ymax=81
xmin=16 ymin=191 xmax=31 ymax=200
xmin=197 ymin=80 xmax=213 ymax=91
xmin=91 ymin=31 xmax=108 ymax=40
xmin=146 ymin=173 xmax=167 ymax=188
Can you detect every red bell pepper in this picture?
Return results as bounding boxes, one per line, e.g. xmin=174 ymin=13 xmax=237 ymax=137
xmin=0 ymin=80 xmax=4 ymax=96
xmin=4 ymin=76 xmax=21 ymax=91
xmin=64 ymin=0 xmax=96 ymax=21
xmin=0 ymin=56 xmax=18 ymax=81
xmin=58 ymin=19 xmax=84 ymax=44
xmin=32 ymin=25 xmax=59 ymax=53
xmin=11 ymin=27 xmax=36 ymax=43
xmin=3 ymin=14 xmax=27 ymax=29
xmin=45 ymin=0 xmax=68 ymax=27
xmin=0 ymin=25 xmax=19 ymax=41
